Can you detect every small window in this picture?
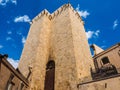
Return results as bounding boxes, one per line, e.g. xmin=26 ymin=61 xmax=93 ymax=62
xmin=101 ymin=57 xmax=110 ymax=64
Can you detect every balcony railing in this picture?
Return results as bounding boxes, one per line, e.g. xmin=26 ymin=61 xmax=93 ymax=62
xmin=91 ymin=63 xmax=119 ymax=80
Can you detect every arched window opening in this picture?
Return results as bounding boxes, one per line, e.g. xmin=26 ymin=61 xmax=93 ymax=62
xmin=44 ymin=60 xmax=55 ymax=90
xmin=101 ymin=57 xmax=110 ymax=65
xmin=46 ymin=61 xmax=55 ymax=70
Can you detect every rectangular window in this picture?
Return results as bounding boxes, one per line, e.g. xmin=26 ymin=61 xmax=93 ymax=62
xmin=101 ymin=57 xmax=110 ymax=64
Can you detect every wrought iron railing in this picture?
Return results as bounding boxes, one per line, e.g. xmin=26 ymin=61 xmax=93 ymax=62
xmin=91 ymin=64 xmax=119 ymax=80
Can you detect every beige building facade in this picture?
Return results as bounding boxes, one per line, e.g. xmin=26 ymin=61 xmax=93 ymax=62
xmin=0 ymin=54 xmax=29 ymax=90
xmin=77 ymin=43 xmax=120 ymax=90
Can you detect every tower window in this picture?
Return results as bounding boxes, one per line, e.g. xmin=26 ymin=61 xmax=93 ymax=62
xmin=101 ymin=57 xmax=110 ymax=64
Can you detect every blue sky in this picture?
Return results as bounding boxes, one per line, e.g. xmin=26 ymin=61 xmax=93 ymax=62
xmin=0 ymin=0 xmax=120 ymax=68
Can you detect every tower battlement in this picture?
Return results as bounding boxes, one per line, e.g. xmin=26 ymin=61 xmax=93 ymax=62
xmin=30 ymin=3 xmax=83 ymax=25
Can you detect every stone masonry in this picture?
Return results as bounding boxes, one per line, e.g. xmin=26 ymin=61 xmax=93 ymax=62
xmin=18 ymin=3 xmax=94 ymax=90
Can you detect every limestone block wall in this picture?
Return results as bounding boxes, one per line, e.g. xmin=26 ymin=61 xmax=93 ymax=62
xmin=69 ymin=6 xmax=94 ymax=82
xmin=18 ymin=10 xmax=52 ymax=90
xmin=19 ymin=11 xmax=52 ymax=76
xmin=30 ymin=14 xmax=52 ymax=90
xmin=51 ymin=6 xmax=78 ymax=90
xmin=78 ymin=75 xmax=120 ymax=90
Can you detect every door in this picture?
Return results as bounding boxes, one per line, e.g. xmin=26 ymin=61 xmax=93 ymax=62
xmin=44 ymin=61 xmax=55 ymax=90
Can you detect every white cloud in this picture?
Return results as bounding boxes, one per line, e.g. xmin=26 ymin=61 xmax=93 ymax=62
xmin=76 ymin=4 xmax=90 ymax=18
xmin=0 ymin=0 xmax=8 ymax=6
xmin=101 ymin=45 xmax=106 ymax=49
xmin=0 ymin=45 xmax=3 ymax=49
xmin=22 ymin=36 xmax=26 ymax=45
xmin=0 ymin=0 xmax=17 ymax=6
xmin=11 ymin=0 xmax=17 ymax=5
xmin=14 ymin=15 xmax=31 ymax=23
xmin=86 ymin=30 xmax=100 ymax=39
xmin=113 ymin=19 xmax=118 ymax=29
xmin=86 ymin=31 xmax=94 ymax=39
xmin=7 ymin=31 xmax=12 ymax=34
xmin=6 ymin=37 xmax=12 ymax=40
xmin=7 ymin=58 xmax=19 ymax=68
xmin=94 ymin=30 xmax=100 ymax=36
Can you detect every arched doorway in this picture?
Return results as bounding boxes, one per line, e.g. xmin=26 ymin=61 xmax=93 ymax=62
xmin=44 ymin=60 xmax=55 ymax=90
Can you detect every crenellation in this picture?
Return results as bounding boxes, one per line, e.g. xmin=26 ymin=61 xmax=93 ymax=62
xmin=63 ymin=4 xmax=68 ymax=11
xmin=31 ymin=9 xmax=51 ymax=23
xmin=52 ymin=13 xmax=56 ymax=19
xmin=54 ymin=10 xmax=59 ymax=17
xmin=52 ymin=7 xmax=64 ymax=19
xmin=51 ymin=5 xmax=66 ymax=19
xmin=34 ymin=16 xmax=39 ymax=21
xmin=30 ymin=4 xmax=83 ymax=23
xmin=75 ymin=11 xmax=82 ymax=22
xmin=57 ymin=10 xmax=60 ymax=15
xmin=69 ymin=6 xmax=83 ymax=22
xmin=60 ymin=6 xmax=64 ymax=12
xmin=48 ymin=15 xmax=52 ymax=20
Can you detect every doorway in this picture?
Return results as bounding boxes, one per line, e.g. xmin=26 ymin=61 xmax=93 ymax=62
xmin=44 ymin=60 xmax=55 ymax=90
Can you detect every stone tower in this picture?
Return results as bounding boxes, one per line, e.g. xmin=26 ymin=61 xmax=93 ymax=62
xmin=18 ymin=3 xmax=94 ymax=90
